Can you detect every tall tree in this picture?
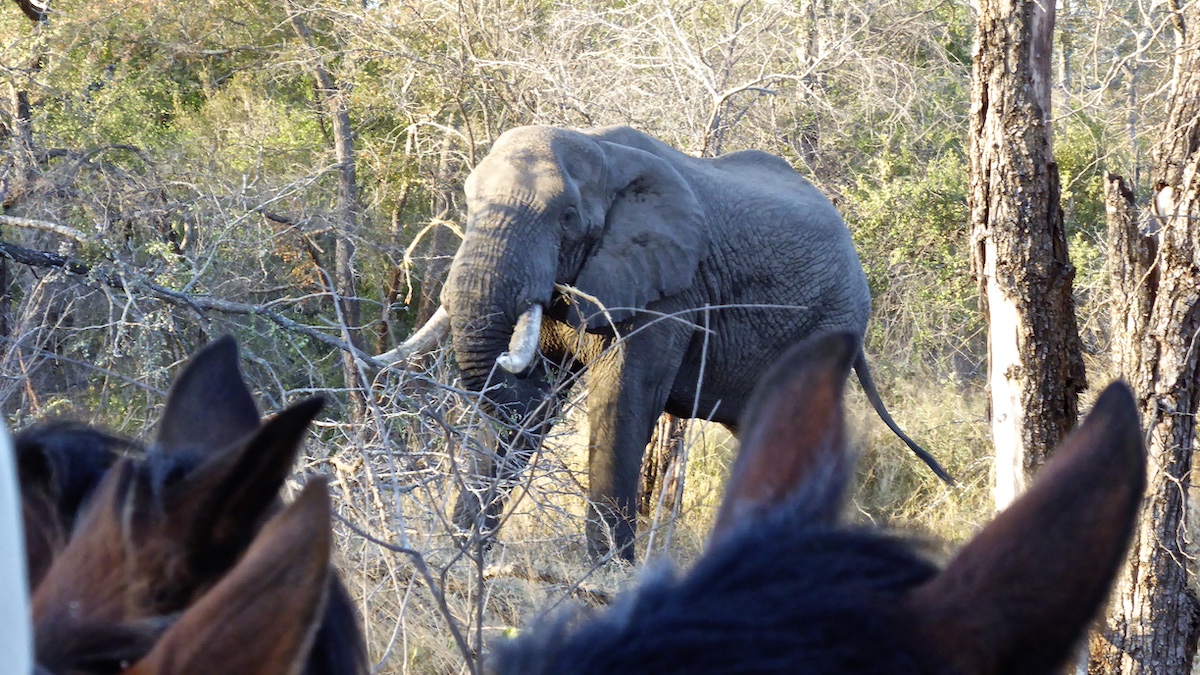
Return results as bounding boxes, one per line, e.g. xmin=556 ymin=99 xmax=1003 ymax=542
xmin=287 ymin=3 xmax=366 ymax=421
xmin=415 ymin=128 xmax=461 ymax=326
xmin=1 ymin=0 xmax=44 ymax=339
xmin=969 ymin=0 xmax=1085 ymax=508
xmin=1092 ymin=2 xmax=1200 ymax=670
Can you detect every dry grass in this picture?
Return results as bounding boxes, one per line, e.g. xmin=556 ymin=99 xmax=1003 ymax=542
xmin=847 ymin=377 xmax=992 ymax=549
xmin=298 ymin=351 xmax=995 ymax=674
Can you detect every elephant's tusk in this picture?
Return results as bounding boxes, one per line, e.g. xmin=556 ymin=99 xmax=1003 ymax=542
xmin=376 ymin=306 xmax=451 ymax=365
xmin=497 ymin=304 xmax=543 ymax=373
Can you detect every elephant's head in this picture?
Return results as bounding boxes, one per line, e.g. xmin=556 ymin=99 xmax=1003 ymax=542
xmin=437 ymin=126 xmax=710 ymax=399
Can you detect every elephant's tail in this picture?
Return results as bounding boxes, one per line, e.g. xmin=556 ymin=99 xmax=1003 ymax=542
xmin=853 ymin=350 xmax=955 ymax=485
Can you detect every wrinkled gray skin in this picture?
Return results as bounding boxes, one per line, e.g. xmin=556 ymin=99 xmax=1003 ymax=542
xmin=440 ymin=125 xmax=946 ymax=562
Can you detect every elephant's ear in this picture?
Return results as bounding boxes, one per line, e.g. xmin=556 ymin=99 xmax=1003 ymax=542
xmin=568 ymin=141 xmax=709 ymax=332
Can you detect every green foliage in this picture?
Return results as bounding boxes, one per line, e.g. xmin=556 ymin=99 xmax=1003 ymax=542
xmin=1056 ymin=114 xmax=1108 ymax=239
xmin=172 ymin=72 xmax=325 ymax=176
xmin=22 ymin=0 xmax=284 ymax=151
xmin=844 ymin=149 xmax=981 ymax=378
xmin=0 ymin=0 xmax=1174 ymax=670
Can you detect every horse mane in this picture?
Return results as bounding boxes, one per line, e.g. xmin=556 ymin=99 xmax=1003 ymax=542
xmin=16 ymin=422 xmax=128 ymax=589
xmin=23 ymin=337 xmax=369 ymax=675
xmin=488 ymin=332 xmax=1146 ymax=675
xmin=492 ymin=480 xmax=939 ymax=674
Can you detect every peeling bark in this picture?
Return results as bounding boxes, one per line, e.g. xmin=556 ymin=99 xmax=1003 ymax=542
xmin=969 ymin=0 xmax=1086 ymax=508
xmin=639 ymin=414 xmax=686 ymax=519
xmin=1091 ymin=7 xmax=1200 ymax=670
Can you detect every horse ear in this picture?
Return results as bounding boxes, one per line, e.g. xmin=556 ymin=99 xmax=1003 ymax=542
xmin=175 ymin=397 xmax=324 ymax=584
xmin=125 ymin=479 xmax=333 ymax=675
xmin=31 ymin=460 xmax=141 ymax=667
xmin=32 ymin=398 xmax=323 ymax=657
xmin=15 ymin=424 xmax=122 ymax=588
xmin=566 ymin=139 xmax=709 ymax=331
xmin=907 ymin=382 xmax=1146 ymax=674
xmin=155 ymin=336 xmax=261 ymax=457
xmin=709 ymin=332 xmax=857 ymax=546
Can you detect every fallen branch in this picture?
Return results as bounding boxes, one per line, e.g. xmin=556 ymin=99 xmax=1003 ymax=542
xmin=483 ymin=562 xmax=613 ymax=606
xmin=0 ymin=215 xmax=90 ymax=242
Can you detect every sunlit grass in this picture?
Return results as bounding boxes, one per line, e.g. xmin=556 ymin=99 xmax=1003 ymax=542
xmin=321 ymin=361 xmax=995 ymax=674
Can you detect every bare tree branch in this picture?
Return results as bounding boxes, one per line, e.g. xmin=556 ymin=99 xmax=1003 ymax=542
xmin=0 ymin=239 xmax=383 ymax=367
xmin=0 ymin=215 xmax=89 ymax=242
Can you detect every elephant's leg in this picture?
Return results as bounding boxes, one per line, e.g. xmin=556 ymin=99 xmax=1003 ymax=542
xmin=452 ymin=423 xmax=518 ymax=540
xmin=585 ymin=327 xmax=691 ymax=562
xmin=452 ymin=361 xmax=573 ymax=548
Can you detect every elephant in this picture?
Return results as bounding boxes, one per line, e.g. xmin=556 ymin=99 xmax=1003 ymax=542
xmin=382 ymin=125 xmax=950 ymax=562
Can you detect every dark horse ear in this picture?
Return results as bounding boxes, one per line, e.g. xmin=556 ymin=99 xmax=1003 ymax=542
xmin=125 ymin=479 xmax=332 ymax=675
xmin=906 ymin=383 xmax=1145 ymax=674
xmin=155 ymin=336 xmax=261 ymax=457
xmin=709 ymin=332 xmax=857 ymax=547
xmin=173 ymin=397 xmax=325 ymax=585
xmin=567 ymin=138 xmax=709 ymax=332
xmin=13 ymin=424 xmax=121 ymax=588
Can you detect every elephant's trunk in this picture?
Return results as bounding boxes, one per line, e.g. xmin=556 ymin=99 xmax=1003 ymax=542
xmin=440 ymin=212 xmax=557 ymax=403
xmin=447 ymin=304 xmax=517 ymax=396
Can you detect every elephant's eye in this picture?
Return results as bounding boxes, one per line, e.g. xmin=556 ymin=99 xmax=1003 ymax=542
xmin=560 ymin=207 xmax=579 ymax=228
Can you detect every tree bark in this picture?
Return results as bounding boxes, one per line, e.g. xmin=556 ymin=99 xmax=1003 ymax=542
xmin=639 ymin=414 xmax=686 ymax=518
xmin=969 ymin=0 xmax=1085 ymax=509
xmin=288 ymin=6 xmax=366 ymax=421
xmin=1090 ymin=6 xmax=1200 ymax=669
xmin=376 ymin=197 xmax=410 ymax=354
xmin=2 ymin=86 xmax=35 ymax=210
xmin=1105 ymin=174 xmax=1154 ymax=382
xmin=3 ymin=4 xmax=46 ymax=338
xmin=416 ymin=129 xmax=460 ymax=325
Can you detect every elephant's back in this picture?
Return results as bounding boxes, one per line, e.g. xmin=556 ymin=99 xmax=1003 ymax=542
xmin=707 ymin=149 xmax=805 ymax=187
xmin=662 ymin=153 xmax=871 ymax=425
xmin=688 ymin=152 xmax=844 ymax=239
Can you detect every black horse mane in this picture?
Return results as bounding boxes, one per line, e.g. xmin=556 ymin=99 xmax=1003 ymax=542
xmin=20 ymin=421 xmax=370 ymax=675
xmin=490 ymin=484 xmax=939 ymax=675
xmin=16 ymin=422 xmax=130 ymax=526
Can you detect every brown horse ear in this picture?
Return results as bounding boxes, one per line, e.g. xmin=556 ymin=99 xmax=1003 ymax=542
xmin=154 ymin=336 xmax=261 ymax=457
xmin=174 ymin=397 xmax=325 ymax=584
xmin=709 ymin=333 xmax=857 ymax=546
xmin=906 ymin=382 xmax=1146 ymax=674
xmin=31 ymin=400 xmax=325 ymax=669
xmin=125 ymin=479 xmax=333 ymax=675
xmin=32 ymin=461 xmax=142 ymax=663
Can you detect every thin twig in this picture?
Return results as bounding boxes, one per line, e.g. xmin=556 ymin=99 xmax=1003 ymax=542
xmin=332 ymin=511 xmax=480 ymax=675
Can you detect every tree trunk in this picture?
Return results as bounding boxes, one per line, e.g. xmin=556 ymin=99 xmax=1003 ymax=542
xmin=3 ymin=78 xmax=37 ymax=211
xmin=639 ymin=414 xmax=686 ymax=518
xmin=288 ymin=7 xmax=366 ymax=421
xmin=416 ymin=129 xmax=460 ymax=325
xmin=1105 ymin=174 xmax=1154 ymax=382
xmin=0 ymin=86 xmax=34 ymax=339
xmin=376 ymin=198 xmax=410 ymax=354
xmin=969 ymin=0 xmax=1085 ymax=509
xmin=1090 ymin=6 xmax=1200 ymax=670
xmin=3 ymin=5 xmax=45 ymax=339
